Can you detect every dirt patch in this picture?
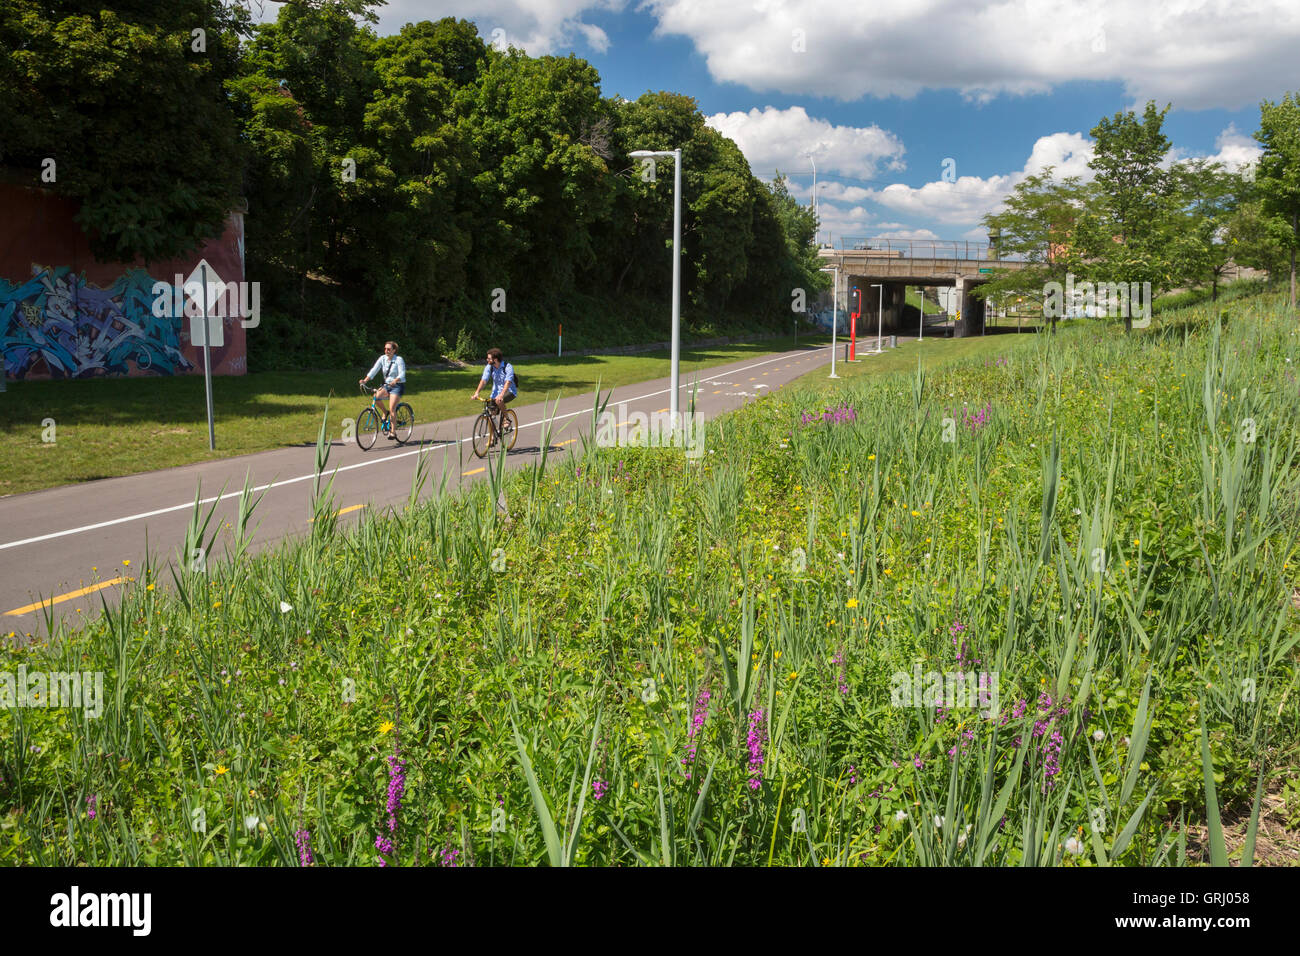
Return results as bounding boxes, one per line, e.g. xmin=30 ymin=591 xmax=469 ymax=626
xmin=1184 ymin=780 xmax=1300 ymax=866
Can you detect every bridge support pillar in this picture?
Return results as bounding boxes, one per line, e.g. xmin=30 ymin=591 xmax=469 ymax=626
xmin=954 ymin=276 xmax=986 ymax=337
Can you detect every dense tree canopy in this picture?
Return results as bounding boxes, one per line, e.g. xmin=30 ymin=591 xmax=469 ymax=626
xmin=1 ymin=0 xmax=826 ymax=365
xmin=0 ymin=0 xmax=249 ymax=261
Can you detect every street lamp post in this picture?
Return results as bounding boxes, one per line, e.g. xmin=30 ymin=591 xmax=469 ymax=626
xmin=819 ymin=265 xmax=839 ymax=379
xmin=870 ymin=283 xmax=884 ymax=354
xmin=629 ymin=149 xmax=683 ymax=432
xmin=917 ymin=285 xmax=924 ymax=341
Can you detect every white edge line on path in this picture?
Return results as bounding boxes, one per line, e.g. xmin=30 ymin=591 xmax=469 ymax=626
xmin=0 ymin=347 xmax=827 ymax=551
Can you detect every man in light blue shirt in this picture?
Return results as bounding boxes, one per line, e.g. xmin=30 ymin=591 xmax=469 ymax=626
xmin=471 ymin=347 xmax=517 ymax=445
xmin=359 ymin=340 xmax=406 ymax=439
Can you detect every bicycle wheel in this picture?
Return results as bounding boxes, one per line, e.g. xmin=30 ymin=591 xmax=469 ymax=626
xmin=502 ymin=409 xmax=519 ymax=450
xmin=356 ymin=407 xmax=380 ymax=450
xmin=393 ymin=403 xmax=414 ymax=444
xmin=471 ymin=411 xmax=493 ymax=458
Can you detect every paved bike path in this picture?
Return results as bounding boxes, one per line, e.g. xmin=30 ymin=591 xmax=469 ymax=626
xmin=0 ymin=344 xmax=835 ymax=638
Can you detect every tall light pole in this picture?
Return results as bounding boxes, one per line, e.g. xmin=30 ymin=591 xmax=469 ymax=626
xmin=870 ymin=283 xmax=884 ymax=354
xmin=819 ymin=265 xmax=839 ymax=378
xmin=917 ymin=285 xmax=924 ymax=341
xmin=811 ymin=156 xmax=816 ymax=220
xmin=630 ymin=148 xmax=683 ymax=431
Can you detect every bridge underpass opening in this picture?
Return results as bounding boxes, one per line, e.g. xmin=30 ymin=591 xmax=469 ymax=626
xmin=819 ymin=238 xmax=1031 ymax=339
xmin=846 ymin=276 xmax=993 ymax=339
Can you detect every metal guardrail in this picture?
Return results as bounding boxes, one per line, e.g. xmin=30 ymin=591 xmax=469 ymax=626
xmin=827 ymin=238 xmax=1026 ymax=262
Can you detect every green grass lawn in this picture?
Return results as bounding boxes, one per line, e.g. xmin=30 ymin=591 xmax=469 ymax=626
xmin=0 ymin=335 xmax=828 ymax=497
xmin=4 ymin=293 xmax=1297 ymax=865
xmin=790 ymin=325 xmax=1053 ymax=390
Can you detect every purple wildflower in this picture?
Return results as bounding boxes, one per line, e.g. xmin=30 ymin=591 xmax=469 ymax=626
xmin=682 ymin=688 xmax=711 ymax=779
xmin=296 ymin=828 xmax=313 ymax=866
xmin=746 ymin=709 xmax=767 ymax=790
xmin=86 ymin=794 xmax=97 ymax=821
xmin=831 ymin=649 xmax=848 ymax=694
xmin=385 ymin=752 xmax=406 ymax=832
xmin=1042 ymin=729 xmax=1064 ymax=791
xmin=591 ymin=779 xmax=609 ymax=801
xmin=376 ymin=735 xmax=405 ymax=865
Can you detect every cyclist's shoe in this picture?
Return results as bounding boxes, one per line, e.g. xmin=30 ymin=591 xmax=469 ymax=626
xmin=387 ymin=433 xmax=397 ymax=440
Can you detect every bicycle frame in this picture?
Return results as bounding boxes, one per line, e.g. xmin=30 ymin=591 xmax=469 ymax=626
xmin=477 ymin=400 xmax=502 ymax=440
xmin=362 ymin=384 xmax=393 ymax=418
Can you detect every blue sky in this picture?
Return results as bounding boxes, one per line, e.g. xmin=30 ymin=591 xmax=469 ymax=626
xmin=265 ymin=1 xmax=1292 ymax=244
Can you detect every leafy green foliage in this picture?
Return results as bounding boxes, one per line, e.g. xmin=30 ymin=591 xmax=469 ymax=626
xmin=0 ymin=0 xmax=249 ymax=261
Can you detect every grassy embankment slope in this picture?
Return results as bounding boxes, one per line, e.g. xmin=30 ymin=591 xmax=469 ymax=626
xmin=3 ymin=295 xmax=1297 ymax=865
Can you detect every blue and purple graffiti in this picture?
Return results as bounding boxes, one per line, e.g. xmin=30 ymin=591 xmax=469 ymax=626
xmin=1 ymin=265 xmax=193 ymax=379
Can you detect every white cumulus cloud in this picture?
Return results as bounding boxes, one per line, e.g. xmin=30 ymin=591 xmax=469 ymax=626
xmin=368 ymin=0 xmax=625 ymax=55
xmin=646 ymin=0 xmax=1300 ymax=110
xmin=706 ymin=106 xmax=906 ymax=181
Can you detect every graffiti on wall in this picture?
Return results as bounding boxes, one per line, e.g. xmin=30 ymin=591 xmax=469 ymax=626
xmin=0 ymin=264 xmax=192 ymax=379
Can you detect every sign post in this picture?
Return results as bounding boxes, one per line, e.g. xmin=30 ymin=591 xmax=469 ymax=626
xmin=199 ymin=263 xmax=216 ymax=450
xmin=185 ymin=259 xmax=221 ymax=451
xmin=849 ymin=287 xmax=859 ymax=360
xmin=558 ymin=323 xmax=562 ymax=358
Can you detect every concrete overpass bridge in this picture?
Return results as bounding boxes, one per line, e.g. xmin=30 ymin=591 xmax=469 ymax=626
xmin=817 ymin=239 xmax=1030 ymax=337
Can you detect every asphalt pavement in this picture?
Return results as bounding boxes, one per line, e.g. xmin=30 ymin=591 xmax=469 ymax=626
xmin=1 ymin=343 xmax=837 ymax=639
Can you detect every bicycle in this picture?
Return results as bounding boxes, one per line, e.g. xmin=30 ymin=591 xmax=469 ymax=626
xmin=471 ymin=396 xmax=518 ymax=458
xmin=356 ymin=383 xmax=414 ymax=450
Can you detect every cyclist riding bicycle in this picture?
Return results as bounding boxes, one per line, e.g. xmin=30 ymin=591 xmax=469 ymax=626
xmin=359 ymin=340 xmax=406 ymax=439
xmin=470 ymin=347 xmax=517 ymax=446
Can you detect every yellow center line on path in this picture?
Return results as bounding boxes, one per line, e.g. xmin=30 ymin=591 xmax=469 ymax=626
xmin=655 ymin=408 xmax=669 ymax=413
xmin=309 ymin=503 xmax=365 ymax=523
xmin=556 ymin=438 xmax=577 ymax=447
xmin=5 ymin=577 xmax=130 ymax=616
xmin=462 ymin=467 xmax=486 ymax=477
xmin=712 ymin=390 xmax=721 ymax=394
